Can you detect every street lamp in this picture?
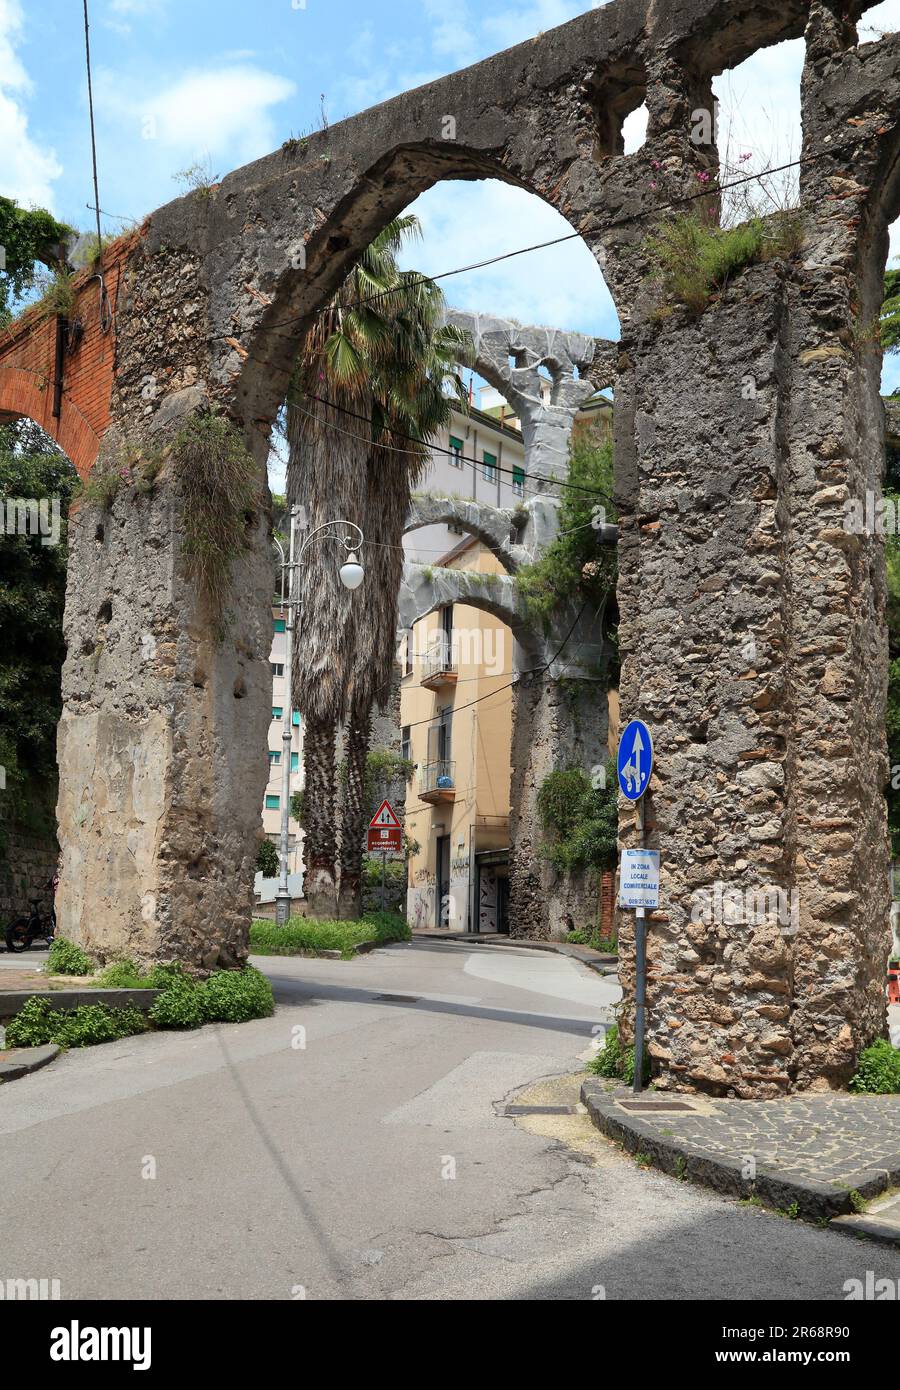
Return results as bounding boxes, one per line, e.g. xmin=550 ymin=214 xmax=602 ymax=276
xmin=272 ymin=512 xmax=365 ymax=926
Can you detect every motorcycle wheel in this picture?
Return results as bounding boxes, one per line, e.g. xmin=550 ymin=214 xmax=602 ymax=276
xmin=6 ymin=920 xmax=29 ymax=953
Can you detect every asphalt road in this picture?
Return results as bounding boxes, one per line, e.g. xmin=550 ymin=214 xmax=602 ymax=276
xmin=1 ymin=939 xmax=898 ymax=1301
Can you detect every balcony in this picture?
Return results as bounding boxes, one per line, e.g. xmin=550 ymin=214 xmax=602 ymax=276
xmin=420 ymin=641 xmax=458 ymax=691
xmin=420 ymin=760 xmax=456 ymax=805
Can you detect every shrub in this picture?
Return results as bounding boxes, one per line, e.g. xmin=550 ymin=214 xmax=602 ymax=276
xmin=537 ymin=764 xmax=618 ymax=874
xmin=587 ymin=1023 xmax=649 ymax=1086
xmin=95 ymin=959 xmax=152 ymax=989
xmin=149 ymin=974 xmax=204 ymax=1030
xmin=47 ymin=937 xmax=93 ymax=976
xmin=201 ymin=967 xmax=274 ymax=1023
xmin=256 ymin=838 xmax=279 ymax=878
xmin=849 ymin=1040 xmax=900 ymax=1094
xmin=5 ymin=997 xmax=146 ymax=1049
xmin=362 ymin=910 xmax=411 ymax=943
xmin=647 ymin=215 xmax=766 ymax=314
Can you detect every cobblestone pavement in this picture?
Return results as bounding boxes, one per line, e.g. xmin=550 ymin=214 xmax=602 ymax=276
xmin=628 ymin=1094 xmax=899 ymax=1184
xmin=582 ymin=1083 xmax=900 ymax=1219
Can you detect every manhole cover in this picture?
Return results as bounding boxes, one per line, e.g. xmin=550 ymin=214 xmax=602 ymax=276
xmin=617 ymin=1101 xmax=697 ymax=1113
xmin=502 ymin=1105 xmax=579 ymax=1116
xmin=372 ymin=994 xmax=420 ymax=1003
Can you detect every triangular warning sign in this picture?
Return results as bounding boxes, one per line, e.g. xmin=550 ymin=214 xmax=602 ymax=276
xmin=369 ymin=799 xmax=401 ymax=830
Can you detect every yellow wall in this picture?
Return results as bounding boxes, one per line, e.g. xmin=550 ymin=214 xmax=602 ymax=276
xmin=401 ymin=542 xmax=513 ymax=931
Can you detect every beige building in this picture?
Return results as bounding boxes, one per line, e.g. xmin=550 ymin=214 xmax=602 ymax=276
xmin=401 ymin=540 xmax=513 ymax=933
xmin=260 ymin=606 xmax=304 ymax=879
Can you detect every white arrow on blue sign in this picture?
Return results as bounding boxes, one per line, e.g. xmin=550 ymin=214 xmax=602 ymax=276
xmin=617 ymin=719 xmax=653 ymax=801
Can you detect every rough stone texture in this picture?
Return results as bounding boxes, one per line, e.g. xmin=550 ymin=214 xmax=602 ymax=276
xmin=0 ymin=804 xmax=57 ymax=922
xmin=0 ymin=0 xmax=896 ymax=1084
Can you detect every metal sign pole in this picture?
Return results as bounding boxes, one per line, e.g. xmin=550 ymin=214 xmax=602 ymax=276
xmin=381 ymin=850 xmax=387 ymax=912
xmin=633 ymin=796 xmax=647 ymax=1096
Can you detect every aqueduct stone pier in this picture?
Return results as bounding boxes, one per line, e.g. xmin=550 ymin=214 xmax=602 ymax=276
xmin=1 ymin=0 xmax=899 ymax=1095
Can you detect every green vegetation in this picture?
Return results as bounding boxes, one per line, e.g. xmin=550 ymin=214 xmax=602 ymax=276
xmin=587 ymin=1022 xmax=650 ymax=1087
xmin=47 ymin=937 xmax=94 ymax=977
xmin=849 ymin=1039 xmax=900 ymax=1094
xmin=0 ymin=195 xmax=73 ymax=325
xmin=883 ymin=265 xmax=900 ymax=355
xmin=6 ymin=958 xmax=275 ymax=1047
xmin=515 ymin=422 xmax=616 ymax=635
xmin=34 ymin=267 xmax=77 ymax=320
xmin=5 ymin=997 xmax=147 ymax=1049
xmin=171 ymin=411 xmax=260 ymax=628
xmin=256 ymin=838 xmax=279 ymax=878
xmin=537 ymin=761 xmax=618 ymax=874
xmin=149 ymin=974 xmax=205 ymax=1029
xmin=647 ymin=211 xmax=804 ymax=315
xmin=0 ymin=431 xmax=79 ymax=841
xmin=249 ymin=911 xmax=410 ymax=959
xmin=565 ymin=928 xmax=617 ymax=953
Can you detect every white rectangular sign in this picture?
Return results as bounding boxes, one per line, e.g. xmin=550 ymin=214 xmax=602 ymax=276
xmin=619 ymin=849 xmax=660 ymax=909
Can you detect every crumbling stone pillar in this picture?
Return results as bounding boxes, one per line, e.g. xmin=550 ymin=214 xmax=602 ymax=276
xmin=57 ymin=427 xmax=273 ymax=970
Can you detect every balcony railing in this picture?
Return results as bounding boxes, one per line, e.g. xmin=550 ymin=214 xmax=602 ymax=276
xmin=420 ymin=760 xmax=456 ymax=802
xmin=421 ymin=641 xmax=458 ymax=689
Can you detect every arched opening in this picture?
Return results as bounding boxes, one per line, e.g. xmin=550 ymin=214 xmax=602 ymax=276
xmin=0 ymin=415 xmax=79 ymax=945
xmin=257 ymin=172 xmax=621 ymax=937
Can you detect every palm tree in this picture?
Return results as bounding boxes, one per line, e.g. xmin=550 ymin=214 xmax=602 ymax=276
xmin=287 ymin=217 xmax=471 ymax=919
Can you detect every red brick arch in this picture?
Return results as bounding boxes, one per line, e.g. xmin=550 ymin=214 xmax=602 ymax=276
xmin=0 ymin=234 xmax=138 ymax=477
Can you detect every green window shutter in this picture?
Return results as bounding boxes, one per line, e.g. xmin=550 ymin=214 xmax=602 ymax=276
xmin=449 ymin=435 xmax=463 ymax=465
xmin=273 ymin=618 xmax=286 ymax=633
xmin=291 ymin=752 xmax=299 ymax=771
xmin=272 ymin=707 xmax=283 ymax=720
xmin=512 ymin=465 xmax=525 ymax=494
xmin=292 ymin=710 xmax=300 ymax=727
xmin=265 ymin=795 xmax=280 ymax=810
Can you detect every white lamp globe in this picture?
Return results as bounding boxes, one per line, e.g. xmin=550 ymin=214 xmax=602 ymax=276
xmin=339 ymin=553 xmax=365 ymax=590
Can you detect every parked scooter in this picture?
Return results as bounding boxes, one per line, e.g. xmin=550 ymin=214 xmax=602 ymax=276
xmin=4 ymin=876 xmax=57 ymax=953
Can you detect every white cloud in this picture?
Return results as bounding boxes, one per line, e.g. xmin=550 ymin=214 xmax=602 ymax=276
xmin=0 ymin=0 xmax=62 ymax=209
xmin=96 ymin=63 xmax=297 ymax=172
xmin=402 ymin=179 xmax=618 ymax=340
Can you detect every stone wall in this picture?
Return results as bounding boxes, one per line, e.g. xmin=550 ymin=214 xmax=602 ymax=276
xmin=0 ymin=804 xmax=58 ymax=923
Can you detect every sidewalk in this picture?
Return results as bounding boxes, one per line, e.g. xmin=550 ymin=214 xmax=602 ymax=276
xmin=582 ymin=1079 xmax=900 ymax=1240
xmin=411 ymin=929 xmax=619 ymax=975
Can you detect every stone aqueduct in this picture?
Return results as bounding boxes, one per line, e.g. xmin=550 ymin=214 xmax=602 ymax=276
xmin=0 ymin=0 xmax=899 ymax=1096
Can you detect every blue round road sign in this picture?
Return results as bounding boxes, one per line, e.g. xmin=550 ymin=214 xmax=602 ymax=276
xmin=617 ymin=719 xmax=653 ymax=801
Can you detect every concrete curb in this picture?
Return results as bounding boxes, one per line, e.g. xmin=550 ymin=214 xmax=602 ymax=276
xmin=0 ymin=1044 xmax=61 ymax=1083
xmin=580 ymin=1079 xmax=892 ymax=1223
xmin=0 ymin=988 xmax=161 ymax=1022
xmin=829 ymin=1212 xmax=900 ymax=1250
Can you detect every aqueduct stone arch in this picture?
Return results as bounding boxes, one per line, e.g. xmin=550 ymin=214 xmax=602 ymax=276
xmin=1 ymin=0 xmax=899 ymax=1095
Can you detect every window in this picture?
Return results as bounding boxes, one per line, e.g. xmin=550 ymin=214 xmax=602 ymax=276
xmin=404 ymin=629 xmax=413 ymax=677
xmin=449 ymin=435 xmax=464 ymax=468
xmin=292 ymin=710 xmax=300 ymax=727
xmin=269 ymin=750 xmax=282 ymax=766
xmin=482 ymin=450 xmax=497 ymax=483
xmin=273 ymin=618 xmax=286 ymax=634
xmin=265 ymin=795 xmax=280 ymax=810
xmin=271 ymin=663 xmax=285 ymax=678
xmin=272 ymin=706 xmax=283 ymax=720
xmin=291 ymin=752 xmax=299 ymax=772
xmin=401 ymin=725 xmax=411 ymax=762
xmin=512 ymin=465 xmax=525 ymax=497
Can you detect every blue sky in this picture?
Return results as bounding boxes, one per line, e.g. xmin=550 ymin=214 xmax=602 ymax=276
xmin=1 ymin=0 xmax=899 ymax=392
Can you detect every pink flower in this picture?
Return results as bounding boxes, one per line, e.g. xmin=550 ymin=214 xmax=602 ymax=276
xmin=649 ymin=182 xmax=658 ymax=190
xmin=739 ymin=151 xmax=752 ymax=162
xmin=696 ymin=170 xmax=711 ymax=183
xmin=651 ymin=160 xmax=661 ymax=170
